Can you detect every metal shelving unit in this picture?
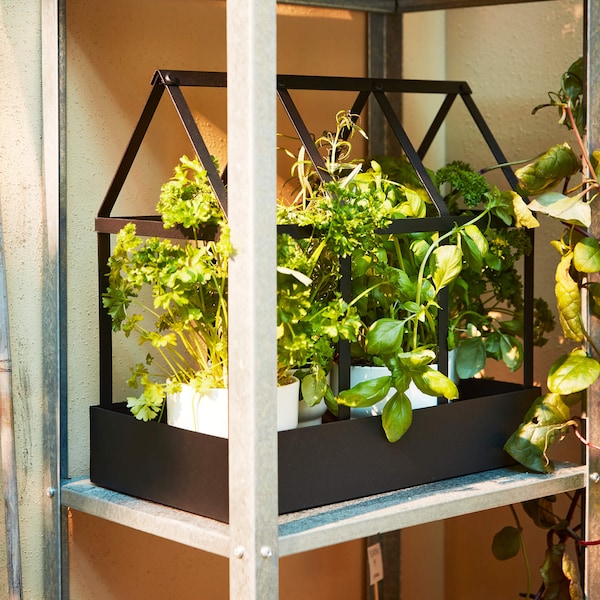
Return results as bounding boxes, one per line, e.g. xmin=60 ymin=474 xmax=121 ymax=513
xmin=45 ymin=0 xmax=599 ymax=598
xmin=62 ymin=463 xmax=586 ymax=559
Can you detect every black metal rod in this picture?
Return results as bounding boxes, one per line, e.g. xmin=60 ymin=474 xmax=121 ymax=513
xmin=97 ymin=232 xmax=113 ymax=407
xmin=277 ymin=86 xmax=333 ymax=184
xmin=277 ymin=74 xmax=471 ymax=95
xmin=153 ymin=70 xmax=228 ymax=88
xmin=418 ymin=93 xmax=458 ymax=158
xmin=373 ymin=90 xmax=449 ymax=216
xmin=165 ymin=84 xmax=228 ymax=215
xmin=98 ymin=82 xmax=164 ymax=218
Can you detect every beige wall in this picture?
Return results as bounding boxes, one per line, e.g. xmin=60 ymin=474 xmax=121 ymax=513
xmin=0 ymin=1 xmax=55 ymax=598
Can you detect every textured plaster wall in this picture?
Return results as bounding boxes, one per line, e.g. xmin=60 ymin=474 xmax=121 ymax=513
xmin=0 ymin=1 xmax=53 ymax=598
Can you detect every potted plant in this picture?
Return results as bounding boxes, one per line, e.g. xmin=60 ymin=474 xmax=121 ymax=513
xmin=103 ymin=155 xmax=301 ymax=436
xmin=277 ymin=110 xmax=548 ymax=442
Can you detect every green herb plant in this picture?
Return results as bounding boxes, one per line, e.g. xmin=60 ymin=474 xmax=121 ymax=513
xmin=103 ymin=156 xmax=233 ymax=422
xmin=279 ymin=111 xmax=543 ymax=442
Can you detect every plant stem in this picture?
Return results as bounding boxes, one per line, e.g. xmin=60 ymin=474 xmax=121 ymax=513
xmin=565 ymin=104 xmax=600 ymax=187
xmin=510 ymin=504 xmax=532 ymax=600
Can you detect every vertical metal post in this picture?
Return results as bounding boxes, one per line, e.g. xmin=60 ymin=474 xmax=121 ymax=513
xmin=367 ymin=11 xmax=403 ymax=157
xmin=226 ymin=2 xmax=279 ymax=599
xmin=367 ymin=10 xmax=403 ymax=600
xmin=585 ymin=0 xmax=600 ymax=595
xmin=42 ymin=0 xmax=66 ymax=597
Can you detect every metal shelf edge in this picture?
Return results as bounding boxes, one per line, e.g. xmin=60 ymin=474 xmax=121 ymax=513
xmin=61 ymin=463 xmax=585 ymax=558
xmin=60 ymin=477 xmax=230 ymax=557
xmin=277 ymin=462 xmax=585 ymax=556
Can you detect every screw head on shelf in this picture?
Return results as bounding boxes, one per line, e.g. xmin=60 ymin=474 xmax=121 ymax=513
xmin=260 ymin=546 xmax=273 ymax=559
xmin=233 ymin=546 xmax=245 ymax=559
xmin=591 ymin=472 xmax=600 ymax=484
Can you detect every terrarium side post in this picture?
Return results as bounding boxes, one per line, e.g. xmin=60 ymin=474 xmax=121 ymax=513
xmin=585 ymin=1 xmax=600 ymax=594
xmin=226 ymin=1 xmax=279 ymax=599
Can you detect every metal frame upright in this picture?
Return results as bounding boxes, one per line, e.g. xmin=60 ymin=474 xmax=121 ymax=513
xmin=42 ymin=0 xmax=600 ymax=598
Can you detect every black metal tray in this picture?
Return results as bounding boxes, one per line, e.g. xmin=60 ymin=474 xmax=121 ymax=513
xmin=90 ymin=379 xmax=540 ymax=523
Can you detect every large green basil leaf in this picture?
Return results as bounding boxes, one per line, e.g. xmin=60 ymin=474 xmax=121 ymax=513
xmin=432 ymin=245 xmax=463 ymax=291
xmin=573 ymin=236 xmax=600 ymax=273
xmin=365 ymin=318 xmax=404 ymax=357
xmin=455 ymin=337 xmax=487 ymax=379
xmin=382 ymin=391 xmax=412 ymax=442
xmin=504 ymin=393 xmax=572 ymax=473
xmin=337 ymin=376 xmax=392 ymax=408
xmin=412 ymin=368 xmax=458 ymax=400
xmin=555 ymin=253 xmax=584 ymax=341
xmin=547 ymin=349 xmax=600 ymax=395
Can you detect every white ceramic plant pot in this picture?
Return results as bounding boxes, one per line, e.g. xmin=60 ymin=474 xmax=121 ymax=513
xmin=167 ymin=386 xmax=229 ymax=437
xmin=278 ymin=377 xmax=301 ymax=431
xmin=166 ymin=377 xmax=300 ymax=437
xmin=297 ymin=371 xmax=331 ymax=428
xmin=333 ymin=352 xmax=457 ymax=418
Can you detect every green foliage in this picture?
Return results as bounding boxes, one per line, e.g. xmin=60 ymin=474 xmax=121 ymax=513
xmin=435 ymin=160 xmax=491 ymax=208
xmin=491 ymin=525 xmax=522 ymax=561
xmin=492 ymin=494 xmax=584 ymax=600
xmin=103 ymin=157 xmax=232 ymax=421
xmin=515 ymin=143 xmax=581 ymax=196
xmin=503 ymin=58 xmax=600 ymax=477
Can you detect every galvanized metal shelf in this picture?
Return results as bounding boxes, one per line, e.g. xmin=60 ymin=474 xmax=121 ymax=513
xmin=61 ymin=462 xmax=585 ymax=558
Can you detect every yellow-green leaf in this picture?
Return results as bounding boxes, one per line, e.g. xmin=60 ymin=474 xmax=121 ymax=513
xmin=337 ymin=376 xmax=392 ymax=408
xmin=547 ymin=349 xmax=600 ymax=395
xmin=504 ymin=393 xmax=572 ymax=473
xmin=573 ymin=236 xmax=600 ymax=273
xmin=432 ymin=245 xmax=463 ymax=291
xmin=515 ymin=143 xmax=581 ymax=195
xmin=511 ymin=192 xmax=540 ymax=228
xmin=555 ymin=253 xmax=584 ymax=341
xmin=528 ymin=192 xmax=591 ymax=228
xmin=412 ymin=368 xmax=459 ymax=400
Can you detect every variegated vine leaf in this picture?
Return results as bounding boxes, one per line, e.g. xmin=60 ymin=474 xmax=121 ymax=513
xmin=555 ymin=253 xmax=584 ymax=342
xmin=547 ymin=349 xmax=600 ymax=395
xmin=504 ymin=393 xmax=572 ymax=473
xmin=515 ymin=143 xmax=582 ymax=195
